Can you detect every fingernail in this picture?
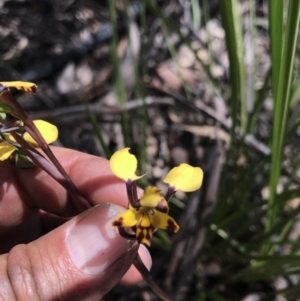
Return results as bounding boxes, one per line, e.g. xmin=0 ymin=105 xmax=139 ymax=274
xmin=66 ymin=203 xmax=129 ymax=275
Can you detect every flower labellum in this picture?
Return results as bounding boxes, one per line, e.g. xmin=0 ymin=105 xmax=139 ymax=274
xmin=140 ymin=187 xmax=168 ymax=213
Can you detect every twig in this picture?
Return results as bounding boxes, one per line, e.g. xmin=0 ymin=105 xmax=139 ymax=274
xmin=30 ymin=97 xmax=174 ymax=124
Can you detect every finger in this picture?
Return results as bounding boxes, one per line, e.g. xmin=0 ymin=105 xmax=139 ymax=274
xmin=18 ymin=146 xmax=127 ymax=212
xmin=0 ymin=211 xmax=70 ymax=254
xmin=0 ymin=147 xmax=130 ymax=230
xmin=38 ymin=211 xmax=152 ymax=285
xmin=2 ymin=204 xmax=151 ymax=301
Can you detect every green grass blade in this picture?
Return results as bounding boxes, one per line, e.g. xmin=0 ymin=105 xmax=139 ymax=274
xmin=85 ymin=103 xmax=111 ymax=159
xmin=290 ymin=79 xmax=300 ymax=108
xmin=219 ymin=0 xmax=247 ymax=134
xmin=247 ymin=68 xmax=271 ymax=133
xmin=191 ymin=0 xmax=201 ymax=30
xmin=266 ymin=0 xmax=300 ymax=241
xmin=108 ymin=0 xmax=130 ymax=146
xmin=268 ymin=0 xmax=284 ymax=99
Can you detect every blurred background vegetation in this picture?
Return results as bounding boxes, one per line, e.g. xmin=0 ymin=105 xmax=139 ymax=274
xmin=1 ymin=0 xmax=300 ymax=300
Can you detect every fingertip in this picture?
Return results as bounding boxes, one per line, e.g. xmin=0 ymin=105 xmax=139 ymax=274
xmin=120 ymin=244 xmax=152 ymax=285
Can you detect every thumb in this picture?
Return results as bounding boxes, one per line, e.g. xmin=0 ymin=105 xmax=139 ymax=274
xmin=2 ymin=204 xmax=143 ymax=301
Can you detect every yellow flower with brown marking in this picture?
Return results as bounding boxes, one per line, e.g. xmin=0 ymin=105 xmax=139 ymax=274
xmin=113 ymin=187 xmax=178 ymax=246
xmin=110 ymin=148 xmax=204 ymax=246
xmin=0 ymin=81 xmax=58 ymax=161
xmin=0 ymin=81 xmax=37 ymax=93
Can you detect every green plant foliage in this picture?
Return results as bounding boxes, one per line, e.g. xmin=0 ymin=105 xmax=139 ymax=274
xmin=98 ymin=0 xmax=300 ymax=299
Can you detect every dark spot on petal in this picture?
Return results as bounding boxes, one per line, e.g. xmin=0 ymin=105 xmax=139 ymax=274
xmin=167 ymin=219 xmax=178 ymax=231
xmin=112 ymin=217 xmax=124 ymax=227
xmin=136 ymin=228 xmax=153 ymax=246
xmin=155 ymin=198 xmax=168 ymax=213
xmin=29 ymin=86 xmax=37 ymax=93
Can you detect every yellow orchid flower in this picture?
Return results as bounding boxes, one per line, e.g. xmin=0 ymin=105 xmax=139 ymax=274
xmin=112 ymin=186 xmax=178 ymax=245
xmin=113 ymin=200 xmax=179 ymax=247
xmin=0 ymin=81 xmax=37 ymax=93
xmin=110 ymin=148 xmax=204 ymax=246
xmin=0 ymin=82 xmax=58 ymax=162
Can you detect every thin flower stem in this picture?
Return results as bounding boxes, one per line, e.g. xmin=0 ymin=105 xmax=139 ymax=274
xmin=164 ymin=187 xmax=176 ymax=202
xmin=10 ymin=132 xmax=92 ymax=212
xmin=133 ymin=254 xmax=173 ymax=301
xmin=0 ymin=127 xmax=21 ymax=133
xmin=23 ymin=124 xmax=80 ymax=186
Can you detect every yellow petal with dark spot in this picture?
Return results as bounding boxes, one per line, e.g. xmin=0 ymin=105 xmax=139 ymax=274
xmin=163 ymin=163 xmax=204 ymax=192
xmin=0 ymin=141 xmax=16 ymax=161
xmin=110 ymin=148 xmax=145 ymax=182
xmin=0 ymin=81 xmax=37 ymax=93
xmin=23 ymin=120 xmax=58 ymax=146
xmin=150 ymin=211 xmax=179 ymax=232
xmin=112 ymin=208 xmax=140 ymax=228
xmin=140 ymin=186 xmax=168 ymax=213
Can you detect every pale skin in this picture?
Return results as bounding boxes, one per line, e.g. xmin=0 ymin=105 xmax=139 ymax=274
xmin=0 ymin=147 xmax=151 ymax=301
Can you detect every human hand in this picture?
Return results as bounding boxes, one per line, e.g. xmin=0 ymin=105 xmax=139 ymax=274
xmin=0 ymin=147 xmax=152 ymax=301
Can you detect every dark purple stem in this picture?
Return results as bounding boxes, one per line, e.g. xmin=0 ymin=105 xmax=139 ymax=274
xmin=164 ymin=186 xmax=176 ymax=202
xmin=133 ymin=254 xmax=173 ymax=301
xmin=126 ymin=181 xmax=139 ymax=208
xmin=11 ymin=132 xmax=91 ymax=212
xmin=117 ymin=227 xmax=136 ymax=240
xmin=23 ymin=123 xmax=75 ymax=183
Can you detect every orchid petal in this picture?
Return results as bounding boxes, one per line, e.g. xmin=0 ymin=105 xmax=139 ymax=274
xmin=0 ymin=81 xmax=37 ymax=93
xmin=0 ymin=141 xmax=16 ymax=161
xmin=112 ymin=207 xmax=140 ymax=228
xmin=23 ymin=120 xmax=58 ymax=146
xmin=150 ymin=211 xmax=179 ymax=232
xmin=140 ymin=186 xmax=169 ymax=213
xmin=110 ymin=148 xmax=145 ymax=182
xmin=164 ymin=163 xmax=204 ymax=192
